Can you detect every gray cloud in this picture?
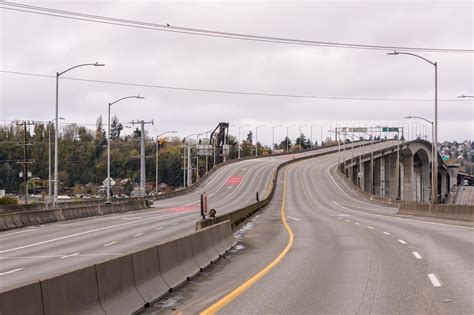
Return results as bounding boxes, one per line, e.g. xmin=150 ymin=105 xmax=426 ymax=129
xmin=1 ymin=0 xmax=472 ymax=144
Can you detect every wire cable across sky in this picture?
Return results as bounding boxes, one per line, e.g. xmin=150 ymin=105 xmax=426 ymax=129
xmin=0 ymin=1 xmax=472 ymax=53
xmin=1 ymin=70 xmax=469 ymax=102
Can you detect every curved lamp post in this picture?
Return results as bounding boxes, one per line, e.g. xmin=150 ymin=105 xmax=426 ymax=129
xmin=155 ymin=130 xmax=177 ymax=194
xmin=238 ymin=124 xmax=250 ymax=159
xmin=406 ymin=115 xmax=435 ymax=203
xmin=54 ymin=62 xmax=104 ymax=206
xmin=388 ymin=50 xmax=438 ymax=203
xmin=299 ymin=125 xmax=308 ymax=151
xmin=106 ymin=95 xmax=144 ymax=203
xmin=286 ymin=125 xmax=295 ymax=152
xmin=272 ymin=124 xmax=282 ymax=152
xmin=255 ymin=124 xmax=266 ymax=156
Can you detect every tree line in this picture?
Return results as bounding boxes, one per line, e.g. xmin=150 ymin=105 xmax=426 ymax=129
xmin=0 ymin=118 xmax=329 ymax=196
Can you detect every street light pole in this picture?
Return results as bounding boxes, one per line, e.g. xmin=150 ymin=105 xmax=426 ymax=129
xmin=54 ymin=62 xmax=104 ymax=207
xmin=155 ymin=131 xmax=177 ymax=194
xmin=182 ymin=133 xmax=197 ymax=187
xmin=255 ymin=125 xmax=266 ymax=156
xmin=272 ymin=124 xmax=282 ymax=152
xmin=238 ymin=124 xmax=250 ymax=159
xmin=286 ymin=125 xmax=295 ymax=152
xmin=195 ymin=132 xmax=207 ymax=180
xmin=106 ymin=95 xmax=144 ymax=204
xmin=311 ymin=124 xmax=319 ymax=148
xmin=299 ymin=125 xmax=308 ymax=151
xmin=47 ymin=117 xmax=64 ymax=205
xmin=406 ymin=115 xmax=435 ymax=203
xmin=388 ymin=50 xmax=438 ymax=202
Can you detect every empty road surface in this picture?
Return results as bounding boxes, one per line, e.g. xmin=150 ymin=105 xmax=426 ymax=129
xmin=0 ymin=141 xmax=389 ymax=291
xmin=152 ymin=147 xmax=474 ymax=314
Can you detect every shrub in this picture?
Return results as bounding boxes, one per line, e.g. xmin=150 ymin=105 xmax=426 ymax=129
xmin=0 ymin=196 xmax=18 ymax=205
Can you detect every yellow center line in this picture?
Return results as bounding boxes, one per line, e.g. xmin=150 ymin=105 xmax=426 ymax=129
xmin=200 ymin=168 xmax=294 ymax=315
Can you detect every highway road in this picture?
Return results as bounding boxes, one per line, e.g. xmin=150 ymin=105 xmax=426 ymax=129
xmin=152 ymin=146 xmax=474 ymax=314
xmin=0 ymin=141 xmax=382 ymax=292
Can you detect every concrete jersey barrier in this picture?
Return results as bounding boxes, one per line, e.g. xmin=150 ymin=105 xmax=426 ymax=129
xmin=0 ymin=220 xmax=235 ymax=314
xmin=0 ymin=200 xmax=149 ymax=231
xmin=196 ymin=141 xmax=372 ymax=231
xmin=41 ymin=265 xmax=105 ymax=315
xmin=398 ymin=203 xmax=474 ymax=221
xmin=132 ymin=247 xmax=169 ymax=305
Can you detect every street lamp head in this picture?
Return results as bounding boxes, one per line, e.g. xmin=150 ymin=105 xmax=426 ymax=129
xmin=136 ymin=95 xmax=145 ymax=99
xmin=405 ymin=116 xmax=413 ymax=119
xmin=387 ymin=50 xmax=399 ymax=55
xmin=59 ymin=117 xmax=66 ymax=120
xmin=94 ymin=62 xmax=105 ymax=67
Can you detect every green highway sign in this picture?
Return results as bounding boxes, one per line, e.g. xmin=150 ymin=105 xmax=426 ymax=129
xmin=382 ymin=127 xmax=399 ymax=132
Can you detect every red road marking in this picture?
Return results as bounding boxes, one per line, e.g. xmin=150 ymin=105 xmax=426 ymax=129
xmin=226 ymin=176 xmax=244 ymax=185
xmin=167 ymin=205 xmax=198 ymax=213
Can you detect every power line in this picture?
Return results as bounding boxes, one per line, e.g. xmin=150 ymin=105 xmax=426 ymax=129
xmin=1 ymin=70 xmax=469 ymax=102
xmin=0 ymin=1 xmax=472 ymax=53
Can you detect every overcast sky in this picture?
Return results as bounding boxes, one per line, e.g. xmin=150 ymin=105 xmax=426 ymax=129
xmin=1 ymin=0 xmax=473 ymax=145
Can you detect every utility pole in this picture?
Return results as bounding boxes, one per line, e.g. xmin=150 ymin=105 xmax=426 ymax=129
xmin=17 ymin=121 xmax=35 ymax=205
xmin=187 ymin=145 xmax=192 ymax=186
xmin=131 ymin=119 xmax=153 ymax=198
xmin=183 ymin=143 xmax=187 ymax=188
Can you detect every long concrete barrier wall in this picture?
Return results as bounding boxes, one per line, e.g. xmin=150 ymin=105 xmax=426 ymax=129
xmin=0 ymin=220 xmax=235 ymax=315
xmin=196 ymin=141 xmax=374 ymax=231
xmin=397 ymin=204 xmax=474 ymax=221
xmin=0 ymin=200 xmax=149 ymax=231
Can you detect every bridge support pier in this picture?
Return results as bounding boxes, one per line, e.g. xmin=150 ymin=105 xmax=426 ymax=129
xmin=388 ymin=152 xmax=398 ymax=199
xmin=374 ymin=158 xmax=381 ymax=196
xmin=401 ymin=154 xmax=415 ymax=201
xmin=440 ymin=170 xmax=448 ymax=202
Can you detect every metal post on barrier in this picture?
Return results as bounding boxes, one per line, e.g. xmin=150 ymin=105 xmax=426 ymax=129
xmin=201 ymin=194 xmax=206 ymax=220
xmin=200 ymin=193 xmax=208 ymax=220
xmin=256 ymin=191 xmax=261 ymax=209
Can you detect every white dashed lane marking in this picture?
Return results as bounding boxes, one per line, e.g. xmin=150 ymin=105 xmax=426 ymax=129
xmin=398 ymin=239 xmax=407 ymax=245
xmin=428 ymin=273 xmax=442 ymax=287
xmin=103 ymin=241 xmax=117 ymax=247
xmin=60 ymin=252 xmax=79 ymax=259
xmin=412 ymin=251 xmax=422 ymax=259
xmin=383 ymin=231 xmax=390 ymax=235
xmin=367 ymin=226 xmax=374 ymax=230
xmin=133 ymin=233 xmax=144 ymax=237
xmin=0 ymin=268 xmax=24 ymax=276
xmin=155 ymin=227 xmax=163 ymax=231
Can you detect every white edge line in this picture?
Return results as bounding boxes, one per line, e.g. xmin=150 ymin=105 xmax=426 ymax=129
xmin=327 ymin=171 xmax=474 ymax=231
xmin=287 ymin=216 xmax=301 ymax=222
xmin=0 ymin=211 xmax=188 ymax=254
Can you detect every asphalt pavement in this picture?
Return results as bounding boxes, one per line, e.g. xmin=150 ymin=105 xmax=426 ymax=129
xmin=0 ymin=142 xmax=373 ymax=291
xmin=151 ymin=146 xmax=473 ymax=315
